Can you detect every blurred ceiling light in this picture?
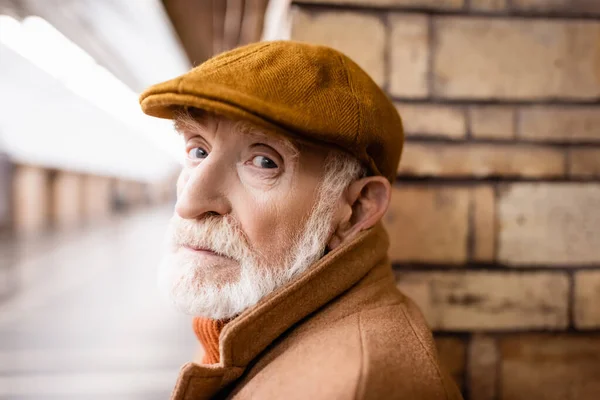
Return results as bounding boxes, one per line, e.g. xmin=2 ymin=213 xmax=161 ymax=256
xmin=0 ymin=15 xmax=182 ymax=163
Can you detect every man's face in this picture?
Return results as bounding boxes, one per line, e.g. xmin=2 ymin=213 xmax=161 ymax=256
xmin=158 ymin=113 xmax=337 ymax=319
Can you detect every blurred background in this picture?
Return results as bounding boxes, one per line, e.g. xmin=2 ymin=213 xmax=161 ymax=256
xmin=0 ymin=0 xmax=599 ymax=399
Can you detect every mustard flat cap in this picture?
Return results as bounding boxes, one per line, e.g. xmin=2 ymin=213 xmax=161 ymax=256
xmin=139 ymin=40 xmax=403 ymax=183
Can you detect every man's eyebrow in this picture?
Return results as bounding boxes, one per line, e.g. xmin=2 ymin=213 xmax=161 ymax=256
xmin=173 ymin=111 xmax=208 ymax=136
xmin=234 ymin=120 xmax=300 ymax=159
xmin=173 ymin=110 xmax=300 ymax=159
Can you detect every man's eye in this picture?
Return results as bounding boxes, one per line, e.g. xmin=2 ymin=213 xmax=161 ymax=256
xmin=252 ymin=155 xmax=278 ymax=169
xmin=188 ymin=147 xmax=208 ymax=159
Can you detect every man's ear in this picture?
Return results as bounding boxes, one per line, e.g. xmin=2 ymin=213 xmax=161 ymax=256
xmin=327 ymin=176 xmax=392 ymax=251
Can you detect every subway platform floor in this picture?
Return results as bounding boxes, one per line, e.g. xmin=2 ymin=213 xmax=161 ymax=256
xmin=0 ymin=206 xmax=197 ymax=399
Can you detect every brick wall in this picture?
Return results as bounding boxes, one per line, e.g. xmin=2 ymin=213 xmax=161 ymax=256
xmin=290 ymin=1 xmax=600 ymax=399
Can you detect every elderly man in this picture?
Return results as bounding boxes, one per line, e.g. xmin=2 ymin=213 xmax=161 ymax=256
xmin=140 ymin=41 xmax=462 ymax=400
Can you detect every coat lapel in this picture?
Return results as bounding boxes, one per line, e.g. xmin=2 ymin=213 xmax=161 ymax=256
xmin=170 ymin=363 xmax=244 ymax=400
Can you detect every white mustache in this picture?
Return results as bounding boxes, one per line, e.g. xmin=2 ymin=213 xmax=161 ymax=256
xmin=167 ymin=214 xmax=256 ymax=263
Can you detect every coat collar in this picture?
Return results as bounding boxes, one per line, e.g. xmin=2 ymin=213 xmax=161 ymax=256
xmin=171 ymin=221 xmax=390 ymax=399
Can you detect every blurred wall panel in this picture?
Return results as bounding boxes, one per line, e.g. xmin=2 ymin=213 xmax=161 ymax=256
xmin=12 ymin=164 xmax=50 ymax=235
xmin=113 ymin=180 xmax=148 ymax=210
xmin=239 ymin=0 xmax=269 ymax=45
xmin=212 ymin=0 xmax=227 ymax=54
xmin=82 ymin=175 xmax=113 ymax=222
xmin=162 ymin=0 xmax=215 ymax=66
xmin=163 ymin=0 xmax=270 ymax=64
xmin=224 ymin=0 xmax=245 ymax=50
xmin=0 ymin=151 xmax=11 ymax=233
xmin=50 ymin=170 xmax=82 ymax=230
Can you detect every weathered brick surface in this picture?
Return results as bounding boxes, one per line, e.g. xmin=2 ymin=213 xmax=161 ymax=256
xmin=500 ymin=334 xmax=600 ymax=400
xmin=519 ymin=106 xmax=600 ymax=142
xmin=468 ymin=334 xmax=498 ymax=400
xmin=290 ymin=3 xmax=600 ymax=398
xmin=433 ymin=17 xmax=600 ymax=99
xmin=574 ymin=270 xmax=600 ymax=329
xmin=469 ymin=106 xmax=515 ymax=140
xmin=398 ymin=143 xmax=565 ymax=178
xmin=569 ymin=148 xmax=600 ymax=178
xmin=384 ymin=186 xmax=469 ymax=263
xmin=396 ymin=103 xmax=466 ymax=139
xmin=470 ymin=0 xmax=507 ymax=11
xmin=498 ymin=184 xmax=600 ymax=265
xmin=293 ymin=0 xmax=465 ymax=9
xmin=396 ymin=271 xmax=569 ymax=330
xmin=434 ymin=336 xmax=466 ymax=390
xmin=472 ymin=186 xmax=496 ymax=262
xmin=389 ymin=14 xmax=430 ymax=98
xmin=291 ymin=9 xmax=385 ymax=86
xmin=512 ymin=0 xmax=600 ymax=14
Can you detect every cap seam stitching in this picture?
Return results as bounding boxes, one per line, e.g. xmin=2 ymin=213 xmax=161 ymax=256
xmin=338 ymin=55 xmax=362 ymax=149
xmin=176 ymin=43 xmax=275 ymax=95
xmin=202 ymin=42 xmax=275 ymax=78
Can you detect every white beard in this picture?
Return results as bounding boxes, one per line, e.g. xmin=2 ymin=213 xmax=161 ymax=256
xmin=157 ymin=186 xmax=339 ymax=320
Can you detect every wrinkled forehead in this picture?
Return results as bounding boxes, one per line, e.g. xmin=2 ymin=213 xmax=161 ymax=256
xmin=174 ymin=108 xmax=301 ymax=156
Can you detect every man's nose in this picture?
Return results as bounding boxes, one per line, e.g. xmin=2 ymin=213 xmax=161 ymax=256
xmin=174 ymin=158 xmax=231 ymax=220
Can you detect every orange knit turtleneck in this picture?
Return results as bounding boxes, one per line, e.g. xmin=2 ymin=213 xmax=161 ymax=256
xmin=193 ymin=317 xmax=226 ymax=364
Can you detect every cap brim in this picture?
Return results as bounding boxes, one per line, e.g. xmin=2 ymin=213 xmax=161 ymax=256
xmin=141 ymin=92 xmax=353 ymax=158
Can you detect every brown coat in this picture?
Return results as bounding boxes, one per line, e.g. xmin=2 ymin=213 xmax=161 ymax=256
xmin=171 ymin=222 xmax=463 ymax=400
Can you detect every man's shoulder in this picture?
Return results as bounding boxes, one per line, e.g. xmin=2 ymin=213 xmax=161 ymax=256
xmin=232 ymin=296 xmax=462 ymax=400
xmin=302 ymin=299 xmax=462 ymax=400
xmin=313 ymin=290 xmax=437 ymax=359
xmin=353 ymin=301 xmax=462 ymax=399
